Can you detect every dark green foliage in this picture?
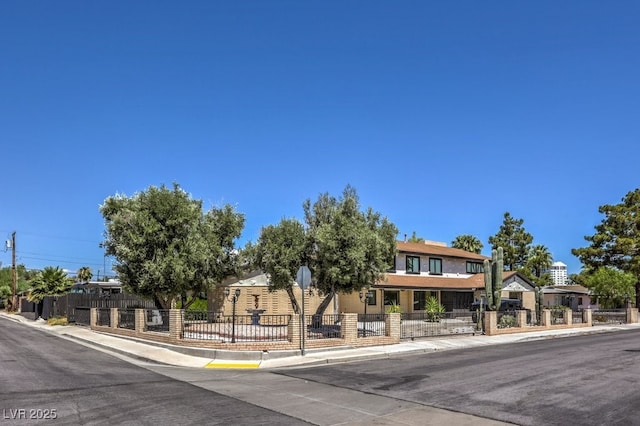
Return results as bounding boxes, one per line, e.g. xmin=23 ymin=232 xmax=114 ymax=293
xmin=27 ymin=266 xmax=72 ymax=303
xmin=256 ymin=185 xmax=398 ymax=316
xmin=451 ymin=234 xmax=483 ymax=254
xmin=255 ymin=218 xmax=306 ymax=313
xmin=572 ymin=188 xmax=640 ymax=306
xmin=100 ymin=183 xmax=245 ymax=309
xmin=488 ymin=212 xmax=533 ymax=271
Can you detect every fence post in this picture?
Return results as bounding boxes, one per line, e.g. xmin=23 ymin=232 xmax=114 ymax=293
xmin=541 ymin=309 xmax=551 ymax=328
xmin=484 ymin=311 xmax=497 ymax=335
xmin=342 ymin=313 xmax=358 ymax=344
xmin=90 ymin=307 xmax=98 ymax=328
xmin=110 ymin=308 xmax=119 ymax=329
xmin=516 ymin=310 xmax=527 ymax=328
xmin=169 ymin=309 xmax=183 ymax=341
xmin=135 ymin=309 xmax=146 ymax=333
xmin=627 ymin=308 xmax=638 ymax=324
xmin=386 ymin=313 xmax=401 ymax=342
xmin=289 ymin=315 xmax=301 ymax=348
xmin=565 ymin=308 xmax=572 ymax=326
xmin=583 ymin=308 xmax=592 ymax=326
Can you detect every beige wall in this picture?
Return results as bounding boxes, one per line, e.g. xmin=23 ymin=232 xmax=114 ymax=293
xmin=208 ymin=285 xmax=334 ymax=316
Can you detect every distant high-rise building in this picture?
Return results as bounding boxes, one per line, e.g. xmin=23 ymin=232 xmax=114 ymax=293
xmin=549 ymin=261 xmax=568 ymax=286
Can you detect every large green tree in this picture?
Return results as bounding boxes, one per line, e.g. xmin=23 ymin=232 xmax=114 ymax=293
xmin=572 ymin=188 xmax=640 ymax=306
xmin=255 ymin=218 xmax=306 ymax=313
xmin=580 ymin=267 xmax=636 ymax=309
xmin=451 ymin=234 xmax=483 ymax=254
xmin=27 ymin=266 xmax=72 ymax=304
xmin=488 ymin=212 xmax=533 ymax=271
xmin=304 ymin=185 xmax=398 ymax=315
xmin=255 ymin=185 xmax=398 ymax=316
xmin=100 ymin=183 xmax=245 ymax=309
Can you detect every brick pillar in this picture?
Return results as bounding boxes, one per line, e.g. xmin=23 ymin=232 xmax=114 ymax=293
xmin=386 ymin=313 xmax=401 ymax=342
xmin=516 ymin=310 xmax=527 ymax=328
xmin=583 ymin=308 xmax=592 ymax=326
xmin=342 ymin=313 xmax=358 ymax=344
xmin=484 ymin=311 xmax=497 ymax=335
xmin=541 ymin=309 xmax=551 ymax=328
xmin=169 ymin=309 xmax=183 ymax=341
xmin=565 ymin=309 xmax=573 ymax=326
xmin=627 ymin=308 xmax=638 ymax=324
xmin=135 ymin=309 xmax=146 ymax=333
xmin=110 ymin=308 xmax=119 ymax=329
xmin=289 ymin=315 xmax=301 ymax=347
xmin=90 ymin=307 xmax=98 ymax=328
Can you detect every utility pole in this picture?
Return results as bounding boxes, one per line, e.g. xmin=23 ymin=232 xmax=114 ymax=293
xmin=11 ymin=231 xmax=17 ymax=311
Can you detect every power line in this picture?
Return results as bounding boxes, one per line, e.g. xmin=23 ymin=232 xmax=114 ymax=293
xmin=16 ymin=250 xmax=104 ymax=264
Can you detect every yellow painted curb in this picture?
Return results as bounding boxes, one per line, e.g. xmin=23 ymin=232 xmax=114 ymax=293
xmin=204 ymin=361 xmax=260 ymax=369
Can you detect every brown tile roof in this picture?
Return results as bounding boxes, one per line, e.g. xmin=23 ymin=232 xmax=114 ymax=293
xmin=396 ymin=241 xmax=489 ymax=261
xmin=376 ymin=273 xmax=485 ymax=290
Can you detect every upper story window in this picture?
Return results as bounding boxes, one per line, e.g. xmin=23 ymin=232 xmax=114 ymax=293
xmin=387 ymin=256 xmax=397 ymax=272
xmin=429 ymin=257 xmax=442 ymax=275
xmin=406 ymin=255 xmax=420 ymax=274
xmin=466 ymin=262 xmax=484 ymax=274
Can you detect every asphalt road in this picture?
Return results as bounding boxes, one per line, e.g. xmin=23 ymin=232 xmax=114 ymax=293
xmin=275 ymin=329 xmax=640 ymax=425
xmin=4 ymin=315 xmax=640 ymax=426
xmin=0 ymin=317 xmax=308 ymax=426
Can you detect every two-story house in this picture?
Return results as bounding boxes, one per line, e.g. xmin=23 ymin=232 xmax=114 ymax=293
xmin=340 ymin=240 xmax=491 ymax=314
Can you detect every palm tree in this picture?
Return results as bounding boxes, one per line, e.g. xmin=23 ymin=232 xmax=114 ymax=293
xmin=28 ymin=266 xmax=72 ymax=304
xmin=527 ymin=245 xmax=553 ymax=279
xmin=76 ymin=266 xmax=93 ymax=283
xmin=451 ymin=234 xmax=483 ymax=254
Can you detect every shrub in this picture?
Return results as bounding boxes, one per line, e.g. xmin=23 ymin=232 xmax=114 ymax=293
xmin=386 ymin=303 xmax=402 ymax=314
xmin=424 ymin=296 xmax=446 ymax=322
xmin=498 ymin=314 xmax=517 ymax=328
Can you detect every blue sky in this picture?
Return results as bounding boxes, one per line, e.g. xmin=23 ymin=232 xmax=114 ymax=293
xmin=1 ymin=1 xmax=639 ymax=277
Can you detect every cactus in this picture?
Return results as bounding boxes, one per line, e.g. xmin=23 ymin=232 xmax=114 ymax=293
xmin=483 ymin=247 xmax=504 ymax=311
xmin=535 ymin=286 xmax=544 ymax=325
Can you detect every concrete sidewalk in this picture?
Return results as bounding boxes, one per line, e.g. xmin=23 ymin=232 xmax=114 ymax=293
xmin=2 ymin=311 xmax=638 ymax=369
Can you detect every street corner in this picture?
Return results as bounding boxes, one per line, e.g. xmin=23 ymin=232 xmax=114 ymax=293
xmin=204 ymin=360 xmax=261 ymax=369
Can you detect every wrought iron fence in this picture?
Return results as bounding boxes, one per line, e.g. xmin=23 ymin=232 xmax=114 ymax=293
xmin=550 ymin=309 xmax=566 ymax=325
xmin=118 ymin=309 xmax=136 ymax=330
xmin=357 ymin=314 xmax=387 ymax=338
xmin=400 ymin=311 xmax=475 ymax=339
xmin=306 ymin=314 xmax=342 ymax=340
xmin=146 ymin=309 xmax=170 ymax=333
xmin=592 ymin=309 xmax=626 ymax=325
xmin=182 ymin=312 xmax=290 ymax=342
xmin=72 ymin=307 xmax=91 ymax=325
xmin=572 ymin=310 xmax=584 ymax=324
xmin=97 ymin=308 xmax=111 ymax=327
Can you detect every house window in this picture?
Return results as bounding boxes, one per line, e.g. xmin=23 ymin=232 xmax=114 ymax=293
xmin=578 ymin=297 xmax=583 ymax=305
xmin=365 ymin=290 xmax=377 ymax=305
xmin=466 ymin=262 xmax=483 ymax=274
xmin=384 ymin=290 xmax=399 ymax=306
xmin=413 ymin=290 xmax=438 ymax=311
xmin=406 ymin=256 xmax=420 ymax=274
xmin=387 ymin=256 xmax=396 ymax=272
xmin=509 ymin=292 xmax=522 ymax=300
xmin=429 ymin=258 xmax=442 ymax=275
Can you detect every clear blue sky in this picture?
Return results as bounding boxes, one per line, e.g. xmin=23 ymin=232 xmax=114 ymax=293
xmin=1 ymin=1 xmax=639 ymax=277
